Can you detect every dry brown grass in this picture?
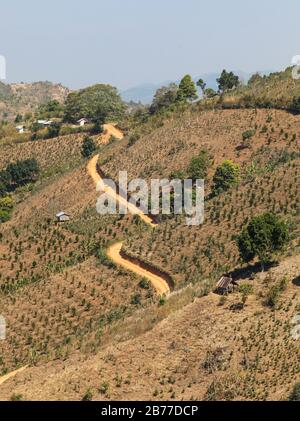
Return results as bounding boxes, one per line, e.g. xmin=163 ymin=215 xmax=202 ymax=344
xmin=0 ymin=107 xmax=299 ymax=400
xmin=0 ymin=255 xmax=299 ymax=401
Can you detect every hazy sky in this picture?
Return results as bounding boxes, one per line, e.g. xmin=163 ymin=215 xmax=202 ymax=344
xmin=1 ymin=0 xmax=299 ymax=90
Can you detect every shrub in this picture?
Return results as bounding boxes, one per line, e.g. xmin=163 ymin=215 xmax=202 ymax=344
xmin=81 ymin=136 xmax=97 ymax=158
xmin=5 ymin=159 xmax=39 ymax=187
xmin=242 ymin=129 xmax=256 ymax=141
xmin=237 ymin=213 xmax=289 ymax=268
xmin=0 ymin=209 xmax=11 ymax=223
xmin=188 ymin=149 xmax=211 ymax=181
xmin=45 ymin=123 xmax=61 ymax=139
xmin=139 ymin=278 xmax=150 ymax=289
xmin=239 ymin=283 xmax=254 ymax=299
xmin=99 ymin=382 xmax=109 ymax=395
xmin=81 ymin=389 xmax=93 ymax=401
xmin=265 ymin=278 xmax=288 ymax=308
xmin=212 ymin=160 xmax=240 ymax=195
xmin=10 ymin=394 xmax=23 ymax=401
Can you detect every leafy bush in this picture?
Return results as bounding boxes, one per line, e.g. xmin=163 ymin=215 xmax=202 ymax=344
xmin=81 ymin=136 xmax=97 ymax=158
xmin=212 ymin=160 xmax=240 ymax=195
xmin=0 ymin=196 xmax=14 ymax=223
xmin=0 ymin=209 xmax=11 ymax=223
xmin=36 ymin=100 xmax=64 ymax=119
xmin=237 ymin=213 xmax=289 ymax=268
xmin=139 ymin=278 xmax=150 ymax=289
xmin=81 ymin=389 xmax=93 ymax=401
xmin=0 ymin=159 xmax=39 ymax=192
xmin=242 ymin=129 xmax=256 ymax=141
xmin=45 ymin=123 xmax=61 ymax=139
xmin=188 ymin=149 xmax=211 ymax=181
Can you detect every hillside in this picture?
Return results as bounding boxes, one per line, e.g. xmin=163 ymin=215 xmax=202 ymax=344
xmin=221 ymin=67 xmax=300 ymax=110
xmin=0 ymin=100 xmax=299 ymax=400
xmin=0 ymin=81 xmax=69 ymax=121
xmin=0 ymin=253 xmax=299 ymax=401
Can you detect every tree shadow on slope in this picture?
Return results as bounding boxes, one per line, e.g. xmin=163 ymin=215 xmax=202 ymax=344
xmin=230 ymin=261 xmax=278 ymax=282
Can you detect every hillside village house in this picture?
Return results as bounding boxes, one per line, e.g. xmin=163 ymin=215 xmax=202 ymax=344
xmin=37 ymin=119 xmax=52 ymax=126
xmin=56 ymin=212 xmax=70 ymax=222
xmin=16 ymin=125 xmax=24 ymax=134
xmin=215 ymin=275 xmax=235 ymax=295
xmin=77 ymin=118 xmax=89 ymax=127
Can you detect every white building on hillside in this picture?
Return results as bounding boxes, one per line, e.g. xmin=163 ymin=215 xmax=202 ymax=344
xmin=56 ymin=212 xmax=70 ymax=222
xmin=37 ymin=120 xmax=52 ymax=126
xmin=16 ymin=125 xmax=24 ymax=134
xmin=77 ymin=118 xmax=89 ymax=127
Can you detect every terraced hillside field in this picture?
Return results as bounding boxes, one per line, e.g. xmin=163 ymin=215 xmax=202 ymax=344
xmin=0 ymin=107 xmax=299 ymax=401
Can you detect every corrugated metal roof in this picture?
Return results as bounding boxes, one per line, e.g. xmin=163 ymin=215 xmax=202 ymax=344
xmin=56 ymin=212 xmax=69 ymax=218
xmin=217 ymin=276 xmax=232 ymax=289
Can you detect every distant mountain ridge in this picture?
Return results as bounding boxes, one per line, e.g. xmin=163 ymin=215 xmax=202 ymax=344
xmin=120 ymin=70 xmax=274 ymax=104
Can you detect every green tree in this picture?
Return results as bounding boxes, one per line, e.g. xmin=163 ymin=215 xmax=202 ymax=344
xmin=248 ymin=72 xmax=263 ymax=86
xmin=37 ymin=100 xmax=64 ymax=119
xmin=217 ymin=70 xmax=240 ymax=93
xmin=46 ymin=123 xmax=61 ymax=139
xmin=90 ymin=111 xmax=106 ymax=134
xmin=203 ymin=88 xmax=217 ymax=98
xmin=81 ymin=136 xmax=97 ymax=158
xmin=188 ymin=149 xmax=211 ymax=181
xmin=212 ymin=160 xmax=240 ymax=195
xmin=64 ymin=84 xmax=125 ymax=123
xmin=6 ymin=159 xmax=39 ymax=187
xmin=150 ymin=83 xmax=178 ymax=114
xmin=236 ymin=213 xmax=289 ymax=268
xmin=197 ymin=78 xmax=207 ymax=97
xmin=176 ymin=75 xmax=198 ymax=102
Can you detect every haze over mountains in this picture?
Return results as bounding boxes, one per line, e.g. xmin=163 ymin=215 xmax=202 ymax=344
xmin=120 ymin=70 xmax=273 ymax=104
xmin=0 ymin=70 xmax=274 ymax=115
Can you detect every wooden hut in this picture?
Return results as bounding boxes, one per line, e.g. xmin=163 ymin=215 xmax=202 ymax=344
xmin=215 ymin=275 xmax=234 ymax=295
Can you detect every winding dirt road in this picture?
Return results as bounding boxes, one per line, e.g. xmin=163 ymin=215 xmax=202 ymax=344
xmin=87 ymin=156 xmax=156 ymax=228
xmin=101 ymin=124 xmax=124 ymax=144
xmin=87 ymin=125 xmax=170 ymax=295
xmin=107 ymin=242 xmax=170 ymax=296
